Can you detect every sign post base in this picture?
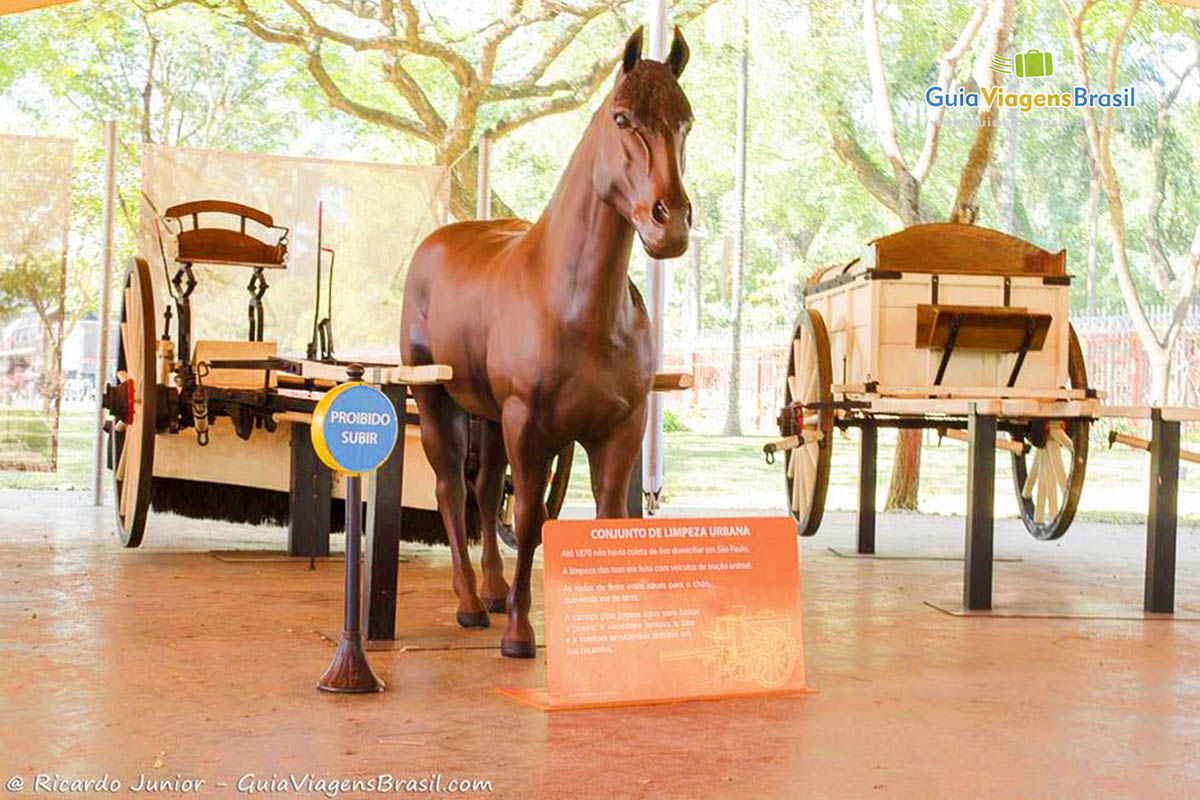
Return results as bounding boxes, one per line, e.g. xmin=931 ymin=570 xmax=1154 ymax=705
xmin=318 ymin=631 xmax=384 ymax=694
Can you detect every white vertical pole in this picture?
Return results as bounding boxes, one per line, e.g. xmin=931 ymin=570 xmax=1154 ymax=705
xmin=476 ymin=132 xmax=492 ymax=221
xmin=642 ymin=0 xmax=670 ymax=512
xmin=92 ymin=120 xmax=117 ymax=506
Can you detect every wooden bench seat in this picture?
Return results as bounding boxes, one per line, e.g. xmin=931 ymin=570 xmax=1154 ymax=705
xmin=916 ymin=304 xmax=1051 ymax=352
xmin=164 ymin=200 xmax=288 ymax=270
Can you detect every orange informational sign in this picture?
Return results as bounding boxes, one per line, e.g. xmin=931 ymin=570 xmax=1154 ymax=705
xmin=0 ymin=0 xmax=77 ymax=15
xmin=499 ymin=517 xmax=809 ymax=710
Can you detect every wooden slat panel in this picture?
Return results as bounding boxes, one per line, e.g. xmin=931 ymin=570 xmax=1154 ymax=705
xmin=1096 ymin=406 xmax=1200 ymax=422
xmin=153 ymin=422 xmax=438 ymax=508
xmin=859 ymin=397 xmax=1100 ymax=418
xmin=835 ymin=384 xmax=1098 ymax=401
xmin=193 ymin=339 xmax=278 ymax=389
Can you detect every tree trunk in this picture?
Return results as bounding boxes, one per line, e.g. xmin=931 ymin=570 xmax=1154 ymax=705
xmin=722 ymin=4 xmax=749 ymax=437
xmin=885 ymin=429 xmax=922 ymax=510
xmin=884 ymin=182 xmax=923 ymax=511
xmin=439 ymin=146 xmax=517 ymax=222
xmin=1149 ymin=346 xmax=1170 ymax=407
xmin=999 ymin=90 xmax=1019 ymax=232
xmin=1085 ymin=154 xmax=1101 ymax=313
xmin=687 ymin=232 xmax=701 ymax=342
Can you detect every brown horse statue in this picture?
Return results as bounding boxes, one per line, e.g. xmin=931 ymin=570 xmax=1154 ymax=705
xmin=401 ymin=26 xmax=692 ymax=658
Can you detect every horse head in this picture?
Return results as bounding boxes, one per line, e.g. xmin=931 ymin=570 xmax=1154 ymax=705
xmin=594 ymin=26 xmax=693 ymax=260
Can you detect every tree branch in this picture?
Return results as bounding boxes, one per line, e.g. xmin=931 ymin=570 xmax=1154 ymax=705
xmin=1062 ymin=0 xmax=1162 ymax=352
xmin=826 ymin=103 xmax=902 ymax=218
xmin=861 ymin=0 xmax=907 ymax=175
xmin=1144 ymin=51 xmax=1198 ymax=292
xmin=489 ymin=53 xmax=619 ymax=139
xmin=950 ymin=0 xmax=1015 ymax=222
xmin=912 ymin=0 xmax=987 ymax=184
xmin=304 ymin=42 xmax=431 ymax=140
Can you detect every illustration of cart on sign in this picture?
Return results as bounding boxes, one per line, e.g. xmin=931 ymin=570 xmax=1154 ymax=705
xmin=660 ymin=606 xmax=799 ymax=689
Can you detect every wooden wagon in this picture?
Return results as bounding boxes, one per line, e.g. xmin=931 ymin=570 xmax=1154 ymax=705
xmin=768 ymin=222 xmax=1101 ymax=542
xmin=101 ymin=200 xmax=574 ymax=553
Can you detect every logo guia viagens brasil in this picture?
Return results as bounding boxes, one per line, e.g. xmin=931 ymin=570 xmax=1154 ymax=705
xmin=926 ymin=47 xmax=1135 ymax=113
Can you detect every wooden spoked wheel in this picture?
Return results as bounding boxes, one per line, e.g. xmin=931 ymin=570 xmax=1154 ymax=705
xmin=1009 ymin=324 xmax=1089 ymax=541
xmin=108 ymin=258 xmax=158 ymax=548
xmin=751 ymin=627 xmax=797 ymax=689
xmin=782 ymin=309 xmax=834 ymax=537
xmin=497 ymin=443 xmax=575 ymax=550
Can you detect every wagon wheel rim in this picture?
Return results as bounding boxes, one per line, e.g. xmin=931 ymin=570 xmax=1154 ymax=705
xmin=109 ymin=258 xmax=158 ymax=548
xmin=1009 ymin=324 xmax=1089 ymax=541
xmin=497 ymin=443 xmax=575 ymax=550
xmin=781 ymin=309 xmax=834 ymax=536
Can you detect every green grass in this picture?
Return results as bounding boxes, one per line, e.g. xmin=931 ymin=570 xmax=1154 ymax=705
xmin=0 ymin=410 xmax=94 ymax=489
xmin=0 ymin=409 xmax=55 ymax=463
xmin=564 ymin=429 xmax=1200 ymax=524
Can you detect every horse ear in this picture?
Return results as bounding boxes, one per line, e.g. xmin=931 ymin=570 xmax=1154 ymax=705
xmin=667 ymin=26 xmax=689 ymax=78
xmin=621 ymin=26 xmax=644 ymax=75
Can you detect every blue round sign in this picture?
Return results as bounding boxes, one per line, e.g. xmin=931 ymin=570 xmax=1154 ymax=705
xmin=311 ymin=383 xmax=399 ymax=475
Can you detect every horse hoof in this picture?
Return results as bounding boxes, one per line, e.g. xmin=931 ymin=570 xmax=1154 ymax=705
xmin=456 ymin=610 xmax=490 ymax=629
xmin=500 ymin=639 xmax=536 ymax=659
xmin=483 ymin=598 xmax=507 ymax=614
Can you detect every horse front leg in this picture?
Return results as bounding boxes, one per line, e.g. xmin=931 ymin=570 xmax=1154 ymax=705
xmin=412 ymin=385 xmax=489 ymax=629
xmin=585 ymin=402 xmax=647 ymax=518
xmin=499 ymin=400 xmax=550 ymax=659
xmin=472 ymin=418 xmax=510 ymax=614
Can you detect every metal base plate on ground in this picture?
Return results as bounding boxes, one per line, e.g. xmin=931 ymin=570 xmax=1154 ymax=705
xmin=924 ymin=598 xmax=1200 ymax=620
xmin=211 ymin=550 xmax=347 ymax=563
xmin=210 ymin=550 xmax=414 ymax=563
xmin=828 ymin=547 xmax=1022 ymax=562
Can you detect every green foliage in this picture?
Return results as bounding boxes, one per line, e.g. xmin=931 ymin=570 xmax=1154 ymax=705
xmin=662 ymin=409 xmax=690 ymax=433
xmin=1 ymin=0 xmax=1197 ymax=342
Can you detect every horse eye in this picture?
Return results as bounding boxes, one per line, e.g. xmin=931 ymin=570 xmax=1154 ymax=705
xmin=613 ymin=112 xmax=631 ymax=129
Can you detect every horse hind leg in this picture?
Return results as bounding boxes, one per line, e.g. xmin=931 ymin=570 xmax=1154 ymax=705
xmin=411 ymin=384 xmax=489 ymax=629
xmin=472 ymin=418 xmax=510 ymax=614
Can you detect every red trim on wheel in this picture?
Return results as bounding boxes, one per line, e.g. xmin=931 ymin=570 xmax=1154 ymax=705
xmin=124 ymin=379 xmax=135 ymax=424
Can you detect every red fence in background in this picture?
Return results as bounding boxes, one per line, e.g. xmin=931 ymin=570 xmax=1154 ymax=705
xmin=1073 ymin=308 xmax=1200 ymax=410
xmin=661 ymin=309 xmax=1200 ymax=440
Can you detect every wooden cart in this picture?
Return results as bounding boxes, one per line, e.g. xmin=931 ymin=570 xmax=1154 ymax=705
xmin=768 ymin=223 xmax=1101 ymax=542
xmin=102 ymin=200 xmax=575 ymax=551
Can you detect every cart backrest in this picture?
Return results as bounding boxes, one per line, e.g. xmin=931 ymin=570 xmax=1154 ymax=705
xmin=163 ymin=200 xmax=288 ymax=269
xmin=866 ymin=223 xmax=1064 ymax=277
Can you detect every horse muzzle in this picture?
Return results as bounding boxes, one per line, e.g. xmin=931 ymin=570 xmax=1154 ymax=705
xmin=634 ymin=199 xmax=690 ymax=259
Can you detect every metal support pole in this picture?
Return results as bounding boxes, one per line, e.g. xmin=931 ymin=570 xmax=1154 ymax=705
xmin=1145 ymin=408 xmax=1179 ymax=614
xmin=857 ymin=423 xmax=877 ymax=554
xmin=365 ymin=384 xmax=407 ymax=640
xmin=475 ymin=133 xmax=492 ymax=221
xmin=288 ymin=426 xmax=332 ymax=558
xmin=91 ymin=120 xmax=117 ymax=505
xmin=318 ymin=474 xmax=384 ymax=693
xmin=640 ymin=0 xmax=670 ymax=511
xmin=963 ymin=405 xmax=996 ymax=610
xmin=627 ymin=444 xmax=644 ymax=518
